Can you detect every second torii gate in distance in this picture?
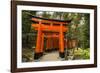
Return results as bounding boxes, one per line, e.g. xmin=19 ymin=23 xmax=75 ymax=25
xmin=31 ymin=16 xmax=71 ymax=60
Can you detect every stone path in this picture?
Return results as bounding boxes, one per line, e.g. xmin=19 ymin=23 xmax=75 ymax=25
xmin=40 ymin=51 xmax=61 ymax=61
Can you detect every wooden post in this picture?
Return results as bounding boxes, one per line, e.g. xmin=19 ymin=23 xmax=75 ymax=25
xmin=54 ymin=38 xmax=57 ymax=49
xmin=34 ymin=21 xmax=42 ymax=59
xmin=40 ymin=33 xmax=44 ymax=56
xmin=46 ymin=37 xmax=49 ymax=50
xmin=59 ymin=24 xmax=65 ymax=58
xmin=53 ymin=38 xmax=55 ymax=49
xmin=46 ymin=38 xmax=49 ymax=51
xmin=56 ymin=38 xmax=59 ymax=49
xmin=49 ymin=38 xmax=52 ymax=50
xmin=46 ymin=37 xmax=50 ymax=52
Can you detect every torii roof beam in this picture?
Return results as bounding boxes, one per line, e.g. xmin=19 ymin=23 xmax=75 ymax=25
xmin=31 ymin=16 xmax=71 ymax=25
xmin=32 ymin=24 xmax=68 ymax=32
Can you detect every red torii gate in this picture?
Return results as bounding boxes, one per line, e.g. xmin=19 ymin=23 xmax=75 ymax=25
xmin=31 ymin=16 xmax=71 ymax=60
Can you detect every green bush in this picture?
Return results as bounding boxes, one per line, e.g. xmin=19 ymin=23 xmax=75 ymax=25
xmin=74 ymin=48 xmax=90 ymax=59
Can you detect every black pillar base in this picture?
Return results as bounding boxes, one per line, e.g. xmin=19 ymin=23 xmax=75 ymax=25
xmin=45 ymin=48 xmax=59 ymax=52
xmin=59 ymin=52 xmax=65 ymax=58
xmin=34 ymin=52 xmax=43 ymax=60
xmin=39 ymin=52 xmax=43 ymax=57
xmin=45 ymin=49 xmax=51 ymax=52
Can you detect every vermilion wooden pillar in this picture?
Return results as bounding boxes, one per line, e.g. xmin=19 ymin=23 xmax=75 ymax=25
xmin=53 ymin=38 xmax=55 ymax=49
xmin=56 ymin=38 xmax=59 ymax=49
xmin=46 ymin=37 xmax=50 ymax=51
xmin=55 ymin=39 xmax=57 ymax=49
xmin=34 ymin=21 xmax=42 ymax=59
xmin=59 ymin=24 xmax=65 ymax=58
xmin=46 ymin=38 xmax=49 ymax=50
xmin=40 ymin=33 xmax=44 ymax=56
xmin=49 ymin=38 xmax=52 ymax=50
xmin=53 ymin=38 xmax=57 ymax=49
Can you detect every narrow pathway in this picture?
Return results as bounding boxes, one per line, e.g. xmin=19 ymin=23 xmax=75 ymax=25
xmin=40 ymin=51 xmax=61 ymax=61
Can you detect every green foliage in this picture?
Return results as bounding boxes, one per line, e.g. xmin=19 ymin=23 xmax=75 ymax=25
xmin=67 ymin=13 xmax=90 ymax=49
xmin=22 ymin=10 xmax=38 ymax=48
xmin=74 ymin=48 xmax=90 ymax=59
xmin=78 ymin=14 xmax=90 ymax=49
xmin=82 ymin=49 xmax=90 ymax=59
